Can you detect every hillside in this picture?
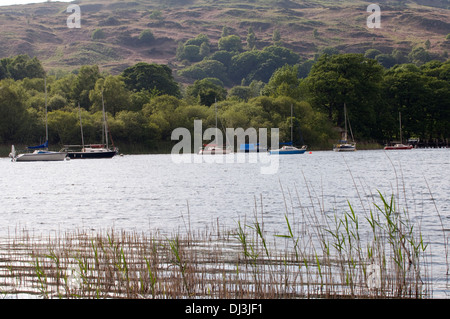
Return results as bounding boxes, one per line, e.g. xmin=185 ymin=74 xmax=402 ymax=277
xmin=0 ymin=0 xmax=449 ymax=82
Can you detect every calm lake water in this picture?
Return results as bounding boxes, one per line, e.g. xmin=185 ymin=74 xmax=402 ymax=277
xmin=1 ymin=148 xmax=449 ymax=297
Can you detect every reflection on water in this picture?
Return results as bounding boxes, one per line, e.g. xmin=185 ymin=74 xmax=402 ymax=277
xmin=0 ymin=148 xmax=449 ymax=296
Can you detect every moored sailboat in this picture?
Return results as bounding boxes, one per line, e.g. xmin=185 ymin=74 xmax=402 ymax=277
xmin=10 ymin=77 xmax=67 ymax=162
xmin=10 ymin=142 xmax=68 ymax=162
xmin=269 ymin=104 xmax=307 ymax=155
xmin=333 ymin=103 xmax=356 ymax=152
xmin=384 ymin=112 xmax=413 ymax=150
xmin=269 ymin=143 xmax=307 ymax=155
xmin=62 ymin=95 xmax=118 ymax=159
xmin=198 ymin=99 xmax=232 ymax=155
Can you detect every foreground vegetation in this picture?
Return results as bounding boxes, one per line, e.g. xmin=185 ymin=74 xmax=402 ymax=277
xmin=0 ymin=191 xmax=434 ymax=299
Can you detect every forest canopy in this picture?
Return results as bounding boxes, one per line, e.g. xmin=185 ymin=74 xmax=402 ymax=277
xmin=0 ymin=50 xmax=449 ymax=154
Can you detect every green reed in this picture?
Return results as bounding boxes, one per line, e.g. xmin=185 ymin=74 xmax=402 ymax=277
xmin=0 ymin=188 xmax=438 ymax=299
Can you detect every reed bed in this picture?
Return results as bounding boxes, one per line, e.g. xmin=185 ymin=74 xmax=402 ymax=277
xmin=0 ymin=188 xmax=434 ymax=299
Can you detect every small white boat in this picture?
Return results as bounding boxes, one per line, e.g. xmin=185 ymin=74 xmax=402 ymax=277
xmin=384 ymin=143 xmax=413 ymax=150
xmin=199 ymin=144 xmax=232 ymax=155
xmin=12 ymin=148 xmax=68 ymax=162
xmin=10 ymin=142 xmax=67 ymax=162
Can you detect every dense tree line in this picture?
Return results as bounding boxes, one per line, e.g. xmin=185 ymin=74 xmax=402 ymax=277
xmin=0 ymin=49 xmax=449 ymax=154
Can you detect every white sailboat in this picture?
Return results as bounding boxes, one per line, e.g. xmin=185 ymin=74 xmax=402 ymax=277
xmin=384 ymin=112 xmax=413 ymax=150
xmin=333 ymin=103 xmax=356 ymax=152
xmin=10 ymin=77 xmax=67 ymax=162
xmin=198 ymin=99 xmax=232 ymax=155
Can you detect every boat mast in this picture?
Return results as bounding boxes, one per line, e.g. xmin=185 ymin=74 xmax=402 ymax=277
xmin=291 ymin=104 xmax=293 ymax=144
xmin=344 ymin=103 xmax=348 ymax=142
xmin=215 ymin=97 xmax=218 ymax=146
xmin=399 ymin=112 xmax=402 ymax=144
xmin=44 ymin=76 xmax=48 ymax=149
xmin=78 ymin=102 xmax=85 ymax=149
xmin=102 ymin=91 xmax=109 ymax=149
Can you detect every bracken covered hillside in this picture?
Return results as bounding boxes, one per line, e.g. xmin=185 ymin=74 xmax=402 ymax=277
xmin=0 ymin=0 xmax=449 ymax=81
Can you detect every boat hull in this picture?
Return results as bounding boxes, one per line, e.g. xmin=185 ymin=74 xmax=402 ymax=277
xmin=15 ymin=152 xmax=67 ymax=162
xmin=199 ymin=149 xmax=232 ymax=155
xmin=198 ymin=144 xmax=232 ymax=155
xmin=269 ymin=149 xmax=307 ymax=155
xmin=67 ymin=151 xmax=117 ymax=159
xmin=384 ymin=144 xmax=413 ymax=150
xmin=269 ymin=145 xmax=307 ymax=155
xmin=333 ymin=144 xmax=356 ymax=152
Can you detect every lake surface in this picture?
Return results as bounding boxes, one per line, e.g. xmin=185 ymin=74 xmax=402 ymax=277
xmin=1 ymin=148 xmax=449 ymax=297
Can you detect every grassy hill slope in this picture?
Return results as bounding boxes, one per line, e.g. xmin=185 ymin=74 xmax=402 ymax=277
xmin=0 ymin=0 xmax=449 ymax=79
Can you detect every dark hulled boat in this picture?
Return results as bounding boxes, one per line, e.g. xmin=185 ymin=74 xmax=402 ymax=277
xmin=63 ymin=144 xmax=118 ymax=159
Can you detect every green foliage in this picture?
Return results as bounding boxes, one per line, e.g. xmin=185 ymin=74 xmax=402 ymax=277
xmin=91 ymin=29 xmax=106 ymax=40
xmin=176 ymin=34 xmax=210 ymax=62
xmin=229 ymin=50 xmax=271 ymax=84
xmin=199 ymin=42 xmax=210 ymax=58
xmin=408 ymin=47 xmax=432 ymax=66
xmin=122 ymin=62 xmax=180 ymax=98
xmin=364 ymin=49 xmax=382 ymax=59
xmin=138 ymin=29 xmax=155 ymax=45
xmin=218 ymin=35 xmax=243 ymax=52
xmin=262 ymin=46 xmax=300 ymax=65
xmin=272 ymin=29 xmax=281 ymax=45
xmin=49 ymin=73 xmax=77 ymax=100
xmin=304 ymin=53 xmax=385 ymax=139
xmin=48 ymin=94 xmax=67 ymax=111
xmin=246 ymin=27 xmax=257 ymax=50
xmin=382 ymin=61 xmax=450 ymax=140
xmin=89 ymin=75 xmax=131 ymax=116
xmin=71 ymin=65 xmax=101 ymax=110
xmin=178 ymin=60 xmax=228 ymax=83
xmin=0 ymin=79 xmax=35 ymax=143
xmin=178 ymin=44 xmax=201 ymax=62
xmin=375 ymin=54 xmax=397 ymax=69
xmin=149 ymin=10 xmax=163 ymax=20
xmin=47 ymin=109 xmax=79 ymax=144
xmin=185 ymin=34 xmax=210 ymax=47
xmin=0 ymin=55 xmax=45 ymax=81
xmin=228 ymin=86 xmax=254 ymax=101
xmin=207 ymin=50 xmax=234 ymax=68
xmin=113 ymin=110 xmax=156 ymax=144
xmin=186 ymin=78 xmax=227 ymax=106
xmin=100 ymin=16 xmax=121 ymax=26
xmin=263 ymin=64 xmax=302 ymax=99
xmin=143 ymin=94 xmax=189 ymax=140
xmin=0 ymin=52 xmax=448 ymax=153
